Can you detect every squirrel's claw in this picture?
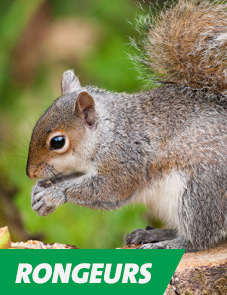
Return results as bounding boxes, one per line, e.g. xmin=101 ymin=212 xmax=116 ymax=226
xmin=140 ymin=238 xmax=195 ymax=252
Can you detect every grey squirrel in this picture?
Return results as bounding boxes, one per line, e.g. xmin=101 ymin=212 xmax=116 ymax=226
xmin=26 ymin=0 xmax=226 ymax=251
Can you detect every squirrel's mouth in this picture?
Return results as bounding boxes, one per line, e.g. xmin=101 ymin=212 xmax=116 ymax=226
xmin=42 ymin=171 xmax=85 ymax=187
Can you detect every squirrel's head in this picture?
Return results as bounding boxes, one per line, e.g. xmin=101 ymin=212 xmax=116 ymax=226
xmin=26 ymin=70 xmax=97 ymax=180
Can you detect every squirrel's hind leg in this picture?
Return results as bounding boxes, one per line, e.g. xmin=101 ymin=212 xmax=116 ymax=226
xmin=124 ymin=228 xmax=177 ymax=246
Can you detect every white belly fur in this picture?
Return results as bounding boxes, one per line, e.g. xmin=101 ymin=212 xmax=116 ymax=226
xmin=133 ymin=170 xmax=187 ymax=229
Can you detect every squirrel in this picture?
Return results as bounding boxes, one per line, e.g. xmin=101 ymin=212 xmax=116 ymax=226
xmin=26 ymin=0 xmax=226 ymax=251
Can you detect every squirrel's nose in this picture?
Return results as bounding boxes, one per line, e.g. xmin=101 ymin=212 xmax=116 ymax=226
xmin=26 ymin=163 xmax=37 ymax=179
xmin=27 ymin=171 xmax=36 ymax=180
xmin=26 ymin=169 xmax=36 ymax=180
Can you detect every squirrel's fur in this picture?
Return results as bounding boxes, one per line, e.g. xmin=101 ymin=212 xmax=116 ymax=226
xmin=27 ymin=0 xmax=226 ymax=251
xmin=135 ymin=0 xmax=227 ymax=95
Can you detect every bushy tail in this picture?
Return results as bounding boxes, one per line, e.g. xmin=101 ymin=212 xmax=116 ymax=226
xmin=134 ymin=0 xmax=227 ymax=95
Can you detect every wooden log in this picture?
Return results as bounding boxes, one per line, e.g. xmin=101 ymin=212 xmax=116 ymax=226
xmin=165 ymin=244 xmax=227 ymax=295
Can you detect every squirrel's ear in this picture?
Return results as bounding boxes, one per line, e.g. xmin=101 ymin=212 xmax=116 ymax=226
xmin=75 ymin=91 xmax=96 ymax=128
xmin=61 ymin=69 xmax=81 ymax=95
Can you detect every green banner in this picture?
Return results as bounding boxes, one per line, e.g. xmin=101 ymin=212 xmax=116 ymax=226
xmin=0 ymin=249 xmax=184 ymax=294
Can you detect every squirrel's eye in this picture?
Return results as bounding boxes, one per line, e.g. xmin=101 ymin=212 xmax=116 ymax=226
xmin=50 ymin=136 xmax=65 ymax=150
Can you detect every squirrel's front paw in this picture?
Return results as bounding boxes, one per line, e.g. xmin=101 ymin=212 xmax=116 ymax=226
xmin=31 ymin=181 xmax=66 ymax=216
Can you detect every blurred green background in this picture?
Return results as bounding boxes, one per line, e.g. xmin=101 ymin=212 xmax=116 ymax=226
xmin=0 ymin=0 xmax=162 ymax=248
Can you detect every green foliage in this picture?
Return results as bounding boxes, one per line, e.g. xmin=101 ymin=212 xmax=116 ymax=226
xmin=0 ymin=0 xmax=156 ymax=248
